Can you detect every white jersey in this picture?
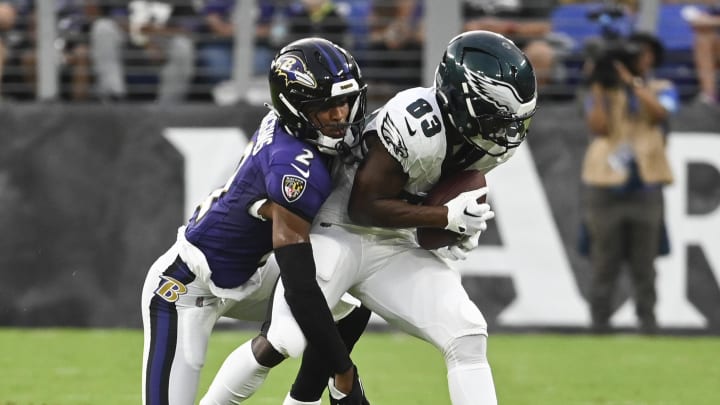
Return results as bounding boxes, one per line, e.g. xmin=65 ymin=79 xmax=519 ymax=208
xmin=315 ymin=86 xmax=512 ymax=241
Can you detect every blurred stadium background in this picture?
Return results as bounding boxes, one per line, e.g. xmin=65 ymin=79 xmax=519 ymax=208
xmin=1 ymin=1 xmax=720 ymax=404
xmin=0 ymin=0 xmax=719 ymax=335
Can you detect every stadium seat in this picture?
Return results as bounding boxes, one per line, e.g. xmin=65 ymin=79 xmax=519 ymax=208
xmin=550 ymin=2 xmax=634 ymax=52
xmin=336 ymin=0 xmax=371 ymax=51
xmin=548 ymin=2 xmax=634 ymax=96
xmin=657 ymin=3 xmax=695 ymax=53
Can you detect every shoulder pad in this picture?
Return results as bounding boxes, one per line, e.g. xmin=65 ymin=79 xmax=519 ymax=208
xmin=372 ymin=88 xmax=448 ymax=187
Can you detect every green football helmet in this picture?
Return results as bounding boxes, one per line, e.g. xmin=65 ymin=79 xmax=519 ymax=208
xmin=435 ymin=30 xmax=537 ymax=156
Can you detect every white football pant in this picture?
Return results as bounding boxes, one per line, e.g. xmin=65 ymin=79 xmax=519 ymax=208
xmin=201 ymin=224 xmax=497 ymax=405
xmin=141 ymin=235 xmax=279 ymax=405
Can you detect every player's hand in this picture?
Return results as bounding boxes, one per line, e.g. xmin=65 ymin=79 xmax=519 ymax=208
xmin=443 ymin=187 xmax=495 ymax=235
xmin=328 ymin=365 xmax=369 ymax=405
xmin=434 ymin=230 xmax=482 ymax=261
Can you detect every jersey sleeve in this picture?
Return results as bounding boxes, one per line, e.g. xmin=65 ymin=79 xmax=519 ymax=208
xmin=370 ymin=89 xmax=447 ymax=194
xmin=265 ymin=150 xmax=332 ymax=222
xmin=374 ymin=104 xmax=413 ymax=173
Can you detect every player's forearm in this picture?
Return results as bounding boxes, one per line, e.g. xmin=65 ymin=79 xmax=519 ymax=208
xmin=275 ymin=243 xmax=353 ymax=375
xmin=349 ymin=198 xmax=447 ymax=229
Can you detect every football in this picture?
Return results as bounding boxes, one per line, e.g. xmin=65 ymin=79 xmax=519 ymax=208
xmin=416 ymin=170 xmax=487 ymax=250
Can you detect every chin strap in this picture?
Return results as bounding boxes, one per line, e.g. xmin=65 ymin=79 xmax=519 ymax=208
xmin=334 ymin=141 xmax=361 ymax=165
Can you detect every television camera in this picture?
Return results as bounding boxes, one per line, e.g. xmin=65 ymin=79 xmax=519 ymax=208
xmin=583 ymin=3 xmax=641 ymax=88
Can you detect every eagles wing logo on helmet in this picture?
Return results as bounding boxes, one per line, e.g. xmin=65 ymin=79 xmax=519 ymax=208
xmin=275 ymin=55 xmax=317 ymax=89
xmin=464 ymin=69 xmax=524 ymax=114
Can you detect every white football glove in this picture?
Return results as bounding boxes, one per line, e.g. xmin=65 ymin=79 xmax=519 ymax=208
xmin=443 ymin=187 xmax=495 ymax=235
xmin=434 ymin=230 xmax=483 ymax=261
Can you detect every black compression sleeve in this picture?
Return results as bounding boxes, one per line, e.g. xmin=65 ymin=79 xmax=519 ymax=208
xmin=290 ymin=305 xmax=372 ymax=401
xmin=275 ymin=242 xmax=353 ymax=375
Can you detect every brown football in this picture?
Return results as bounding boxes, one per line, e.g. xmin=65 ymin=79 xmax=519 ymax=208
xmin=416 ymin=170 xmax=487 ymax=250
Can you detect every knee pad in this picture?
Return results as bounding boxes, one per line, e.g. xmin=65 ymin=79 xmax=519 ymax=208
xmin=458 ymin=299 xmax=488 ymax=332
xmin=183 ymin=347 xmax=206 ymax=372
xmin=443 ymin=334 xmax=489 ymax=369
xmin=266 ymin=320 xmax=307 ymax=359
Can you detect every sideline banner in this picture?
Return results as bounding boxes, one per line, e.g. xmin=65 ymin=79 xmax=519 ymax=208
xmin=0 ymin=103 xmax=267 ymax=327
xmin=0 ymin=102 xmax=718 ymax=333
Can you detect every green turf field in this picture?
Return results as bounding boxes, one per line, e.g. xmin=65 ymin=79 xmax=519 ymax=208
xmin=0 ymin=328 xmax=718 ymax=404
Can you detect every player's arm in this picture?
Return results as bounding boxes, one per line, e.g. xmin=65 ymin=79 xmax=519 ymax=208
xmin=348 ymin=133 xmax=490 ymax=237
xmin=348 ymin=133 xmax=448 ymax=228
xmin=262 ymin=201 xmax=357 ymax=393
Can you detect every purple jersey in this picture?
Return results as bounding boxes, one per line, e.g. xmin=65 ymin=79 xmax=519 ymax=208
xmin=184 ymin=112 xmax=333 ymax=288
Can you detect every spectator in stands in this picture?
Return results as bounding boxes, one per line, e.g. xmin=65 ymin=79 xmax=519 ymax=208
xmin=90 ymin=1 xmax=196 ymax=103
xmin=195 ymin=0 xmax=234 ymax=86
xmin=279 ymin=0 xmax=351 ymax=49
xmin=253 ymin=0 xmax=275 ymax=75
xmin=1 ymin=0 xmax=96 ymax=101
xmin=55 ymin=0 xmax=98 ymax=101
xmin=580 ymin=32 xmax=676 ymax=335
xmin=196 ymin=0 xmax=276 ymax=84
xmin=363 ymin=0 xmax=423 ymax=92
xmin=463 ymin=0 xmax=567 ymax=92
xmin=0 ymin=1 xmax=17 ymax=99
xmin=682 ymin=1 xmax=720 ymax=106
xmin=19 ymin=0 xmax=98 ymax=101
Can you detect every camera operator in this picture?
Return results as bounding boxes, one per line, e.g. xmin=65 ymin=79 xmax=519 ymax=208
xmin=580 ymin=32 xmax=678 ymax=335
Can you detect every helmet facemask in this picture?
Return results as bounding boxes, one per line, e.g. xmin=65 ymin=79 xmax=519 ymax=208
xmin=298 ymin=87 xmax=367 ymax=157
xmin=462 ymin=101 xmax=534 ymax=157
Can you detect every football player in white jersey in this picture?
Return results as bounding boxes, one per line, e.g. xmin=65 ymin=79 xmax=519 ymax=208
xmin=203 ymin=31 xmax=537 ymax=405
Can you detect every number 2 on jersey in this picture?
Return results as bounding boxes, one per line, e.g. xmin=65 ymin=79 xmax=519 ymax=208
xmin=290 ymin=148 xmax=314 ymax=178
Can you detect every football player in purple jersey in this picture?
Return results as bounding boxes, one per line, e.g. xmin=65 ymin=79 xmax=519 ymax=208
xmin=141 ymin=37 xmax=370 ymax=405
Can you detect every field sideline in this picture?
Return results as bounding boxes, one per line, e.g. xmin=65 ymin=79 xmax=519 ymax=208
xmin=0 ymin=328 xmax=718 ymax=405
